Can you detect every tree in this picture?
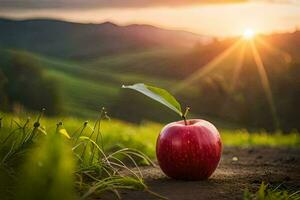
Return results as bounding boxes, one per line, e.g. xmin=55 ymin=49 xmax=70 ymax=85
xmin=0 ymin=51 xmax=62 ymax=115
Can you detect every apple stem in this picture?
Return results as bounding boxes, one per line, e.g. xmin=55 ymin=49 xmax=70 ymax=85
xmin=182 ymin=107 xmax=190 ymax=126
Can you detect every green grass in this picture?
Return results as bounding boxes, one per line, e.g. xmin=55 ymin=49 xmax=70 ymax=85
xmin=0 ymin=111 xmax=162 ymax=200
xmin=221 ymin=129 xmax=300 ymax=148
xmin=244 ymin=182 xmax=300 ymax=200
xmin=0 ymin=112 xmax=299 ymax=200
xmin=1 ymin=113 xmax=299 ymax=159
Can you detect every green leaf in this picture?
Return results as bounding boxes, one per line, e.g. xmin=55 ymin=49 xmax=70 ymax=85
xmin=122 ymin=83 xmax=182 ymax=116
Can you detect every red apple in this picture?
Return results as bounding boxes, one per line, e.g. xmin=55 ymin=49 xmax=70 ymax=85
xmin=122 ymin=83 xmax=222 ymax=180
xmin=156 ymin=119 xmax=222 ymax=180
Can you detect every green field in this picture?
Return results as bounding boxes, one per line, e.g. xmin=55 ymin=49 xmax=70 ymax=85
xmin=2 ymin=34 xmax=300 ymax=131
xmin=0 ymin=49 xmax=178 ymax=119
xmin=1 ymin=112 xmax=299 ymax=158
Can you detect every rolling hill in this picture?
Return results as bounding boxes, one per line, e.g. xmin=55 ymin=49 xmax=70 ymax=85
xmin=0 ymin=18 xmax=211 ymax=60
xmin=0 ymin=49 xmax=179 ymax=119
xmin=0 ymin=18 xmax=299 ymax=131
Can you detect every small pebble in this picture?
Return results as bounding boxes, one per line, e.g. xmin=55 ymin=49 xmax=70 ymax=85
xmin=232 ymin=157 xmax=239 ymax=162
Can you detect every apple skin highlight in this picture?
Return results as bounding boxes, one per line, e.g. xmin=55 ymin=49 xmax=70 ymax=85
xmin=156 ymin=119 xmax=222 ymax=180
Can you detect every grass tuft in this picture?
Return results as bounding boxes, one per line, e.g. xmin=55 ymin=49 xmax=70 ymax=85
xmin=0 ymin=110 xmax=162 ymax=200
xmin=244 ymin=182 xmax=300 ymax=200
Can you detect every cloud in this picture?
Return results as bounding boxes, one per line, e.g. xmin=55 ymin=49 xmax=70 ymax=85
xmin=0 ymin=0 xmax=248 ymax=9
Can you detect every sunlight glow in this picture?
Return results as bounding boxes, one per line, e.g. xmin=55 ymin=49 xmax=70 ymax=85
xmin=256 ymin=37 xmax=292 ymax=63
xmin=250 ymin=40 xmax=279 ymax=129
xmin=230 ymin=43 xmax=246 ymax=92
xmin=175 ymin=36 xmax=280 ymax=129
xmin=173 ymin=39 xmax=242 ymax=93
xmin=243 ymin=28 xmax=255 ymax=40
xmin=1 ymin=2 xmax=299 ymax=37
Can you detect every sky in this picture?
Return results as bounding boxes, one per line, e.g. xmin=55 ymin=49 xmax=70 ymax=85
xmin=0 ymin=0 xmax=299 ymax=37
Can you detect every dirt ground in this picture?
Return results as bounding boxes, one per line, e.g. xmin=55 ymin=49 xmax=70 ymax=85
xmin=114 ymin=147 xmax=300 ymax=200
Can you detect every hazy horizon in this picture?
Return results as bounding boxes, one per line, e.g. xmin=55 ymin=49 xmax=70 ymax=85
xmin=0 ymin=1 xmax=299 ymax=37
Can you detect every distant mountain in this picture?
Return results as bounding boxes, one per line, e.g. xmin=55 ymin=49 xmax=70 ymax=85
xmin=0 ymin=18 xmax=211 ymax=59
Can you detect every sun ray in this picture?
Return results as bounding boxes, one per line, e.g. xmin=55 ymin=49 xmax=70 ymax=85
xmin=173 ymin=39 xmax=243 ymax=93
xmin=230 ymin=42 xmax=246 ymax=92
xmin=250 ymin=40 xmax=279 ymax=129
xmin=256 ymin=37 xmax=292 ymax=64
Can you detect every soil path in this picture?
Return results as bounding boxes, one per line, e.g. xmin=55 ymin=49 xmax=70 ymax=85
xmin=117 ymin=147 xmax=300 ymax=200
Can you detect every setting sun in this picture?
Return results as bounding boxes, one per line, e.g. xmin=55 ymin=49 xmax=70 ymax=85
xmin=243 ymin=28 xmax=255 ymax=40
